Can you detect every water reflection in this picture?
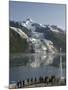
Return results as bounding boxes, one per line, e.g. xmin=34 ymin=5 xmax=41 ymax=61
xmin=10 ymin=53 xmax=66 ymax=68
xmin=10 ymin=53 xmax=66 ymax=83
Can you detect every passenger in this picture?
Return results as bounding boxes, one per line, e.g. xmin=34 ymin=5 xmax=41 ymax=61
xmin=35 ymin=77 xmax=37 ymax=83
xmin=16 ymin=81 xmax=19 ymax=88
xmin=64 ymin=79 xmax=66 ymax=84
xmin=51 ymin=76 xmax=55 ymax=85
xmin=39 ymin=76 xmax=42 ymax=83
xmin=44 ymin=76 xmax=49 ymax=84
xmin=27 ymin=78 xmax=29 ymax=85
xmin=19 ymin=80 xmax=22 ymax=88
xmin=49 ymin=77 xmax=52 ymax=83
xmin=41 ymin=77 xmax=43 ymax=83
xmin=31 ymin=78 xmax=33 ymax=84
xmin=51 ymin=76 xmax=55 ymax=80
xmin=23 ymin=80 xmax=25 ymax=87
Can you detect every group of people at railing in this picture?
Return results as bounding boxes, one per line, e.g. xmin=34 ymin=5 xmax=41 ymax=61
xmin=15 ymin=75 xmax=65 ymax=88
xmin=9 ymin=75 xmax=66 ymax=89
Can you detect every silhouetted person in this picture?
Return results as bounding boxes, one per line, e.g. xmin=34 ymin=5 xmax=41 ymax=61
xmin=49 ymin=77 xmax=52 ymax=84
xmin=27 ymin=78 xmax=29 ymax=85
xmin=64 ymin=79 xmax=66 ymax=85
xmin=41 ymin=77 xmax=43 ymax=83
xmin=51 ymin=76 xmax=55 ymax=85
xmin=35 ymin=77 xmax=37 ymax=84
xmin=19 ymin=80 xmax=22 ymax=88
xmin=23 ymin=80 xmax=25 ymax=87
xmin=44 ymin=76 xmax=49 ymax=84
xmin=31 ymin=78 xmax=33 ymax=84
xmin=51 ymin=76 xmax=55 ymax=80
xmin=39 ymin=76 xmax=42 ymax=83
xmin=17 ymin=81 xmax=19 ymax=88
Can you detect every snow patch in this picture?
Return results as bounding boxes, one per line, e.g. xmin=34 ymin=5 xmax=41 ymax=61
xmin=10 ymin=27 xmax=28 ymax=39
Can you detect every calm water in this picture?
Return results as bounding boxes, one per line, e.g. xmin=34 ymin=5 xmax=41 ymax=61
xmin=9 ymin=53 xmax=66 ymax=84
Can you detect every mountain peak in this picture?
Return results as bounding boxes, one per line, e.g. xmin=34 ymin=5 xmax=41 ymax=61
xmin=26 ymin=17 xmax=33 ymax=22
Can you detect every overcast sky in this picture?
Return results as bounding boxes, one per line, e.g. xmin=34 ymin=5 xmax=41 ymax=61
xmin=9 ymin=1 xmax=66 ymax=30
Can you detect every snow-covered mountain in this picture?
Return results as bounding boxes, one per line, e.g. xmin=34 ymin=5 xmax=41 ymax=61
xmin=10 ymin=26 xmax=28 ymax=39
xmin=10 ymin=18 xmax=66 ymax=53
xmin=21 ymin=18 xmax=64 ymax=33
xmin=20 ymin=18 xmax=57 ymax=53
xmin=20 ymin=18 xmax=65 ymax=53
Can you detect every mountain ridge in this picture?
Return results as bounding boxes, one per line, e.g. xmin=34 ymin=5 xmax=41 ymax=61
xmin=9 ymin=18 xmax=66 ymax=53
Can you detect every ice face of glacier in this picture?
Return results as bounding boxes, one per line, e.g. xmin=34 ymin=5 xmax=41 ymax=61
xmin=10 ymin=18 xmax=58 ymax=54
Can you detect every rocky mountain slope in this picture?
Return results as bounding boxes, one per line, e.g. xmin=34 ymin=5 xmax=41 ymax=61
xmin=9 ymin=18 xmax=66 ymax=53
